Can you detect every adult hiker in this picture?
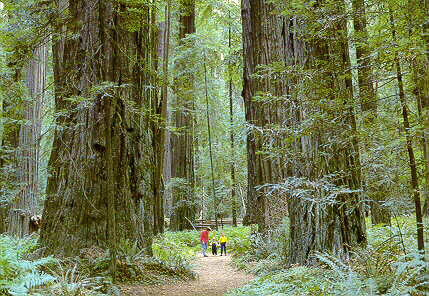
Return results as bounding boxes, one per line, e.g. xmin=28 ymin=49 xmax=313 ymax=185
xmin=200 ymin=227 xmax=211 ymax=257
xmin=220 ymin=232 xmax=228 ymax=256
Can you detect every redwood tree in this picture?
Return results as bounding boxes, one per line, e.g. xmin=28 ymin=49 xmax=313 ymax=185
xmin=241 ymin=0 xmax=367 ymax=263
xmin=8 ymin=40 xmax=48 ymax=237
xmin=170 ymin=0 xmax=196 ymax=231
xmin=352 ymin=0 xmax=391 ymax=225
xmin=287 ymin=0 xmax=366 ymax=265
xmin=41 ymin=0 xmax=156 ymax=256
xmin=241 ymin=0 xmax=288 ymax=233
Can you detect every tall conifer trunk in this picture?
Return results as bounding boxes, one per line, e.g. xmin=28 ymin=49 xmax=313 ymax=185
xmin=241 ymin=0 xmax=366 ymax=263
xmin=352 ymin=0 xmax=390 ymax=225
xmin=8 ymin=40 xmax=48 ymax=237
xmin=41 ymin=0 xmax=156 ymax=256
xmin=415 ymin=0 xmax=429 ymax=216
xmin=171 ymin=0 xmax=196 ymax=231
xmin=241 ymin=0 xmax=288 ymax=233
xmin=389 ymin=8 xmax=425 ymax=254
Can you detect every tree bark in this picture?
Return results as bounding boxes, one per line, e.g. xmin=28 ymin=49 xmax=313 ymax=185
xmin=41 ymin=0 xmax=156 ymax=256
xmin=241 ymin=0 xmax=289 ymax=233
xmin=8 ymin=38 xmax=48 ymax=237
xmin=229 ymin=17 xmax=237 ymax=227
xmin=151 ymin=1 xmax=168 ymax=237
xmin=171 ymin=0 xmax=196 ymax=231
xmin=390 ymin=9 xmax=425 ymax=254
xmin=255 ymin=0 xmax=367 ymax=264
xmin=416 ymin=0 xmax=429 ymax=216
xmin=352 ymin=0 xmax=390 ymax=225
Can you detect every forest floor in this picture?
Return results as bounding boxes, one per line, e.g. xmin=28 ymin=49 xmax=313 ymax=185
xmin=120 ymin=253 xmax=255 ymax=296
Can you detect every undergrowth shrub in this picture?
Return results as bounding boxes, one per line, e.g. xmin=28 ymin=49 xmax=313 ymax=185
xmin=154 ymin=226 xmax=252 ymax=257
xmin=0 ymin=235 xmax=56 ymax=296
xmin=229 ymin=216 xmax=429 ymax=296
xmin=227 ymin=265 xmax=357 ymax=296
xmin=232 ymin=218 xmax=288 ymax=276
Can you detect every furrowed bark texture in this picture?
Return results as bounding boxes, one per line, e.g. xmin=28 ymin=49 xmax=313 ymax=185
xmin=242 ymin=0 xmax=366 ymax=263
xmin=41 ymin=0 xmax=155 ymax=256
xmin=241 ymin=0 xmax=288 ymax=233
xmin=8 ymin=40 xmax=48 ymax=237
xmin=152 ymin=2 xmax=171 ymax=236
xmin=171 ymin=0 xmax=196 ymax=231
xmin=287 ymin=2 xmax=366 ymax=265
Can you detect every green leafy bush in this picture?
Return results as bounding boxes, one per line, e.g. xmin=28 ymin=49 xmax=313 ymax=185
xmin=232 ymin=219 xmax=288 ymax=276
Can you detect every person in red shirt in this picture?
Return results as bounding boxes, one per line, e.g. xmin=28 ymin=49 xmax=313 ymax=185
xmin=200 ymin=227 xmax=211 ymax=257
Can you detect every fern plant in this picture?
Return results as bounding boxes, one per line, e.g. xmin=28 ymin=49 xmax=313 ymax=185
xmin=0 ymin=235 xmax=56 ymax=296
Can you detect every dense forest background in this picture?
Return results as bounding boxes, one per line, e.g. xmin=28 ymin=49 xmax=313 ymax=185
xmin=0 ymin=0 xmax=428 ymax=295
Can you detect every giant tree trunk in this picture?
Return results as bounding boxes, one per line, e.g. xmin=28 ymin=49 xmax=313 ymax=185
xmin=241 ymin=0 xmax=366 ymax=264
xmin=241 ymin=0 xmax=288 ymax=233
xmin=8 ymin=40 xmax=48 ymax=237
xmin=170 ymin=0 xmax=196 ymax=231
xmin=41 ymin=0 xmax=156 ymax=256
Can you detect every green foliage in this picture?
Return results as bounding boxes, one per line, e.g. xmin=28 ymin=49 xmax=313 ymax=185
xmin=227 ymin=266 xmax=354 ymax=296
xmin=232 ymin=219 xmax=288 ymax=276
xmin=229 ymin=217 xmax=429 ymax=296
xmin=153 ymin=232 xmax=198 ymax=269
xmin=153 ymin=226 xmax=252 ymax=263
xmin=0 ymin=235 xmax=56 ymax=296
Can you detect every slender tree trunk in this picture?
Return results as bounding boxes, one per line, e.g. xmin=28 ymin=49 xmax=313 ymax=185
xmin=352 ymin=0 xmax=390 ymax=225
xmin=390 ymin=9 xmax=425 ymax=254
xmin=171 ymin=0 xmax=196 ymax=231
xmin=416 ymin=0 xmax=429 ymax=216
xmin=152 ymin=1 xmax=169 ymax=236
xmin=8 ymin=39 xmax=48 ymax=237
xmin=203 ymin=53 xmax=218 ymax=230
xmin=228 ymin=19 xmax=237 ymax=227
xmin=41 ymin=0 xmax=156 ymax=256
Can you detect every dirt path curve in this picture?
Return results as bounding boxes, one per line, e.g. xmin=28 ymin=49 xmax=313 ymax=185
xmin=121 ymin=254 xmax=255 ymax=296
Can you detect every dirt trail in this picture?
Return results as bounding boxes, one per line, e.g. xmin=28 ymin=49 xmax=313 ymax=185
xmin=121 ymin=254 xmax=255 ymax=296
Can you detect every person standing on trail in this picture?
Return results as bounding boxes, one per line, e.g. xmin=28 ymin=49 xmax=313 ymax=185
xmin=211 ymin=237 xmax=218 ymax=256
xmin=220 ymin=232 xmax=228 ymax=256
xmin=200 ymin=227 xmax=211 ymax=257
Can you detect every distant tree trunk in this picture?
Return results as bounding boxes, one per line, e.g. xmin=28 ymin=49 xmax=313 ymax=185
xmin=285 ymin=1 xmax=366 ymax=264
xmin=228 ymin=12 xmax=237 ymax=227
xmin=0 ymin=69 xmax=21 ymax=234
xmin=241 ymin=0 xmax=288 ymax=233
xmin=41 ymin=0 xmax=156 ymax=256
xmin=163 ymin=109 xmax=173 ymax=220
xmin=171 ymin=0 xmax=196 ymax=231
xmin=352 ymin=0 xmax=390 ymax=225
xmin=389 ymin=9 xmax=425 ymax=254
xmin=203 ymin=53 xmax=218 ymax=230
xmin=152 ymin=1 xmax=170 ymax=236
xmin=8 ymin=40 xmax=48 ymax=237
xmin=416 ymin=0 xmax=429 ymax=216
xmin=0 ymin=65 xmax=6 ymax=233
xmin=419 ymin=0 xmax=429 ymax=65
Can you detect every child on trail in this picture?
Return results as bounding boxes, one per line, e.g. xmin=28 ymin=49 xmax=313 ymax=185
xmin=200 ymin=227 xmax=211 ymax=257
xmin=220 ymin=232 xmax=228 ymax=256
xmin=211 ymin=238 xmax=218 ymax=255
